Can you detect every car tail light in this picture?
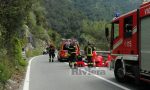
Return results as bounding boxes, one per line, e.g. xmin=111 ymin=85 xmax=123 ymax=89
xmin=60 ymin=50 xmax=68 ymax=57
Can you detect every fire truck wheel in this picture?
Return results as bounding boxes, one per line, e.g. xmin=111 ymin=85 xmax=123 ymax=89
xmin=114 ymin=62 xmax=126 ymax=82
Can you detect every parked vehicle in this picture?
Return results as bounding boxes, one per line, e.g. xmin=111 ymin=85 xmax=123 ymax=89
xmin=42 ymin=49 xmax=48 ymax=55
xmin=42 ymin=47 xmax=49 ymax=55
xmin=58 ymin=39 xmax=80 ymax=62
xmin=105 ymin=1 xmax=150 ymax=83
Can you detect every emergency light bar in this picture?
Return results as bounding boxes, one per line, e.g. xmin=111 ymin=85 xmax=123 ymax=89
xmin=114 ymin=12 xmax=121 ymax=18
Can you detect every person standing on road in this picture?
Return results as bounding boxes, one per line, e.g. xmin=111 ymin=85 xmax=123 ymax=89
xmin=48 ymin=44 xmax=55 ymax=62
xmin=68 ymin=41 xmax=77 ymax=68
xmin=84 ymin=42 xmax=95 ymax=67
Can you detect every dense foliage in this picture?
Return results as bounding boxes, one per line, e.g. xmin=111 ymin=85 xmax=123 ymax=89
xmin=43 ymin=0 xmax=141 ymax=49
xmin=73 ymin=0 xmax=141 ymax=21
xmin=0 ymin=0 xmax=51 ymax=87
xmin=0 ymin=0 xmax=141 ymax=88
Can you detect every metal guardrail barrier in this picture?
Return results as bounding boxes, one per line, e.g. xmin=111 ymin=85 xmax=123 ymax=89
xmin=80 ymin=50 xmax=110 ymax=56
xmin=96 ymin=51 xmax=110 ymax=53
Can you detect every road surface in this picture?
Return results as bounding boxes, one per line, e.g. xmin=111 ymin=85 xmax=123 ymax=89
xmin=24 ymin=55 xmax=150 ymax=90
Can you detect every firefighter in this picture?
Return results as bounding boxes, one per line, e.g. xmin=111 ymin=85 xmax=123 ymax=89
xmin=48 ymin=44 xmax=55 ymax=62
xmin=84 ymin=42 xmax=95 ymax=67
xmin=68 ymin=41 xmax=77 ymax=68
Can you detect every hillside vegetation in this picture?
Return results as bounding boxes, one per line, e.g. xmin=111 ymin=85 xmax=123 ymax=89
xmin=43 ymin=0 xmax=141 ymax=48
xmin=0 ymin=0 xmax=57 ymax=89
xmin=0 ymin=0 xmax=141 ymax=89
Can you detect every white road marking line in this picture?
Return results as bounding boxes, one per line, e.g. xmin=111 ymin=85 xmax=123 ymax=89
xmin=65 ymin=62 xmax=130 ymax=90
xmin=23 ymin=56 xmax=41 ymax=90
xmin=80 ymin=68 xmax=131 ymax=90
xmin=24 ymin=58 xmax=130 ymax=90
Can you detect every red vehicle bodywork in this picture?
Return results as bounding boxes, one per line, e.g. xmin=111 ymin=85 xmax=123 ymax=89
xmin=111 ymin=10 xmax=138 ymax=56
xmin=59 ymin=50 xmax=68 ymax=59
xmin=109 ymin=1 xmax=150 ymax=83
xmin=58 ymin=39 xmax=80 ymax=62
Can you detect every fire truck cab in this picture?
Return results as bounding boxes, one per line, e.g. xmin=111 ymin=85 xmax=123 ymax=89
xmin=106 ymin=1 xmax=150 ymax=83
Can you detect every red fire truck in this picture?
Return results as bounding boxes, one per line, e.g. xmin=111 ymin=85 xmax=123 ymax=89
xmin=105 ymin=1 xmax=150 ymax=83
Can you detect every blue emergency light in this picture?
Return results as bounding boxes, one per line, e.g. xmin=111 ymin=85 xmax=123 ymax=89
xmin=115 ymin=12 xmax=121 ymax=17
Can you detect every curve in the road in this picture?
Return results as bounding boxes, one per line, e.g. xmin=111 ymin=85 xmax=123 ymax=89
xmin=23 ymin=55 xmax=131 ymax=90
xmin=23 ymin=56 xmax=42 ymax=90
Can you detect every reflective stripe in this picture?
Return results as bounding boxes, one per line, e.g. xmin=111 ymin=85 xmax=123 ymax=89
xmin=87 ymin=54 xmax=92 ymax=56
xmin=132 ymin=26 xmax=137 ymax=35
xmin=111 ymin=54 xmax=138 ymax=61
xmin=113 ymin=39 xmax=123 ymax=50
xmin=86 ymin=46 xmax=93 ymax=55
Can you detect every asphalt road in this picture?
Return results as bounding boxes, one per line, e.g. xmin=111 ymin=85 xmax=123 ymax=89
xmin=27 ymin=55 xmax=150 ymax=90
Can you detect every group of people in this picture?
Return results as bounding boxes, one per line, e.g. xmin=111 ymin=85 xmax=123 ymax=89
xmin=66 ymin=41 xmax=96 ymax=68
xmin=46 ymin=41 xmax=95 ymax=68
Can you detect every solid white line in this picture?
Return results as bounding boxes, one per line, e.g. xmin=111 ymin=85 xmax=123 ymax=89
xmin=23 ymin=56 xmax=38 ymax=90
xmin=64 ymin=62 xmax=130 ymax=90
xmin=80 ymin=69 xmax=131 ymax=90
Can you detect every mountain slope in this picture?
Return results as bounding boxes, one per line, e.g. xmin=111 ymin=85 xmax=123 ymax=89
xmin=43 ymin=0 xmax=142 ymax=48
xmin=72 ymin=0 xmax=142 ymax=20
